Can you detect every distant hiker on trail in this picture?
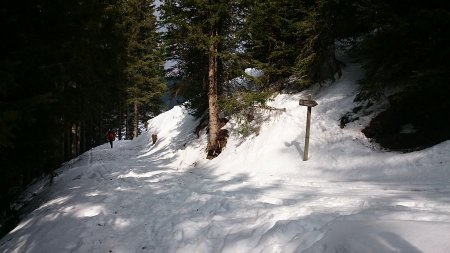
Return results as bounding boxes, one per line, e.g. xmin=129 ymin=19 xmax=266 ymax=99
xmin=152 ymin=133 xmax=157 ymax=145
xmin=107 ymin=130 xmax=116 ymax=148
xmin=152 ymin=129 xmax=158 ymax=145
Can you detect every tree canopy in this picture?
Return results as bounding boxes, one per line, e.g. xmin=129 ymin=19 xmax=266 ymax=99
xmin=0 ymin=0 xmax=165 ymax=218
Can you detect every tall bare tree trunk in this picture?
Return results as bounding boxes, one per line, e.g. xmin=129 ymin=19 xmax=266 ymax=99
xmin=133 ymin=102 xmax=139 ymax=139
xmin=61 ymin=128 xmax=65 ymax=162
xmin=67 ymin=125 xmax=73 ymax=159
xmin=125 ymin=106 xmax=130 ymax=139
xmin=118 ymin=101 xmax=123 ymax=140
xmin=207 ymin=30 xmax=219 ymax=158
xmin=81 ymin=121 xmax=86 ymax=153
xmin=75 ymin=122 xmax=80 ymax=156
xmin=71 ymin=124 xmax=77 ymax=157
xmin=63 ymin=124 xmax=69 ymax=160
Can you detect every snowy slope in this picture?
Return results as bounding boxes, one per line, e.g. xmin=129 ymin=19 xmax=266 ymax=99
xmin=1 ymin=60 xmax=450 ymax=253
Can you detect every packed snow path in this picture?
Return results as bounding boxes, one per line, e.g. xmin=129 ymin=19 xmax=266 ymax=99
xmin=1 ymin=61 xmax=450 ymax=253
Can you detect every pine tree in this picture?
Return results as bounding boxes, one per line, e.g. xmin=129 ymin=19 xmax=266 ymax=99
xmin=243 ymin=0 xmax=342 ymax=88
xmin=0 ymin=0 xmax=128 ymax=216
xmin=242 ymin=0 xmax=301 ymax=84
xmin=294 ymin=0 xmax=342 ymax=86
xmin=343 ymin=0 xmax=450 ymax=95
xmin=160 ymin=0 xmax=244 ymax=158
xmin=120 ymin=0 xmax=166 ymax=139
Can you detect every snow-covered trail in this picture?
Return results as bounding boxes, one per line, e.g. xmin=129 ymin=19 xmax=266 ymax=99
xmin=3 ymin=149 xmax=450 ymax=253
xmin=1 ymin=60 xmax=450 ymax=253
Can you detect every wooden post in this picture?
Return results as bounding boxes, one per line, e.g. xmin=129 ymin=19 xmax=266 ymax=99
xmin=299 ymin=95 xmax=318 ymax=161
xmin=304 ymin=101 xmax=312 ymax=161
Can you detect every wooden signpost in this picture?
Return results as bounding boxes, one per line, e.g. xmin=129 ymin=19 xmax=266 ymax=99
xmin=299 ymin=95 xmax=318 ymax=161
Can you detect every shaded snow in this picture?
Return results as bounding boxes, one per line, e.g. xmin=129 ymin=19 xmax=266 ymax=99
xmin=1 ymin=61 xmax=450 ymax=253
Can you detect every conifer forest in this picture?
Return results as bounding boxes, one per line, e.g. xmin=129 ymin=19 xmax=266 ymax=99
xmin=1 ymin=0 xmax=449 ymax=237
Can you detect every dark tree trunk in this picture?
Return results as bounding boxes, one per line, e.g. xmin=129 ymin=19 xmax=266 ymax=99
xmin=118 ymin=101 xmax=123 ymax=140
xmin=75 ymin=122 xmax=80 ymax=156
xmin=66 ymin=125 xmax=72 ymax=160
xmin=125 ymin=106 xmax=130 ymax=140
xmin=207 ymin=30 xmax=219 ymax=158
xmin=81 ymin=121 xmax=86 ymax=153
xmin=133 ymin=102 xmax=139 ymax=139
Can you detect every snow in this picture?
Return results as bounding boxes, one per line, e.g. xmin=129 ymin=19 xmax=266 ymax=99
xmin=1 ymin=60 xmax=450 ymax=253
xmin=245 ymin=68 xmax=264 ymax=78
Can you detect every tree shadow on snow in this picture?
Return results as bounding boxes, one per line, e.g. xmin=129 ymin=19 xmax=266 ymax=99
xmin=2 ymin=119 xmax=448 ymax=252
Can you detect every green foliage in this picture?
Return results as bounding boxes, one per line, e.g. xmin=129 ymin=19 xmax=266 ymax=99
xmin=241 ymin=0 xmax=343 ymax=90
xmin=221 ymin=91 xmax=272 ymax=116
xmin=159 ymin=0 xmax=245 ymax=117
xmin=346 ymin=1 xmax=450 ymax=97
xmin=159 ymin=0 xmax=208 ymax=116
xmin=242 ymin=0 xmax=306 ymax=84
xmin=0 ymin=0 xmax=130 ymax=215
xmin=121 ymin=0 xmax=166 ymax=117
xmin=221 ymin=90 xmax=274 ymax=136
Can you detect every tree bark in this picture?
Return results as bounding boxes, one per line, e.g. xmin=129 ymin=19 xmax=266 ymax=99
xmin=75 ymin=122 xmax=80 ymax=156
xmin=125 ymin=105 xmax=130 ymax=140
xmin=61 ymin=126 xmax=65 ymax=163
xmin=63 ymin=124 xmax=69 ymax=161
xmin=118 ymin=101 xmax=123 ymax=140
xmin=81 ymin=120 xmax=86 ymax=153
xmin=207 ymin=30 xmax=219 ymax=157
xmin=71 ymin=124 xmax=77 ymax=157
xmin=133 ymin=102 xmax=139 ymax=139
xmin=67 ymin=125 xmax=72 ymax=159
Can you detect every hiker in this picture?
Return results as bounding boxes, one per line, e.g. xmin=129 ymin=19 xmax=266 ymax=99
xmin=152 ymin=129 xmax=158 ymax=145
xmin=107 ymin=130 xmax=116 ymax=148
xmin=152 ymin=134 xmax=157 ymax=145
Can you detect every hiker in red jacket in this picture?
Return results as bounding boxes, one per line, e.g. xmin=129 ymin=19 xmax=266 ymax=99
xmin=107 ymin=130 xmax=116 ymax=148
